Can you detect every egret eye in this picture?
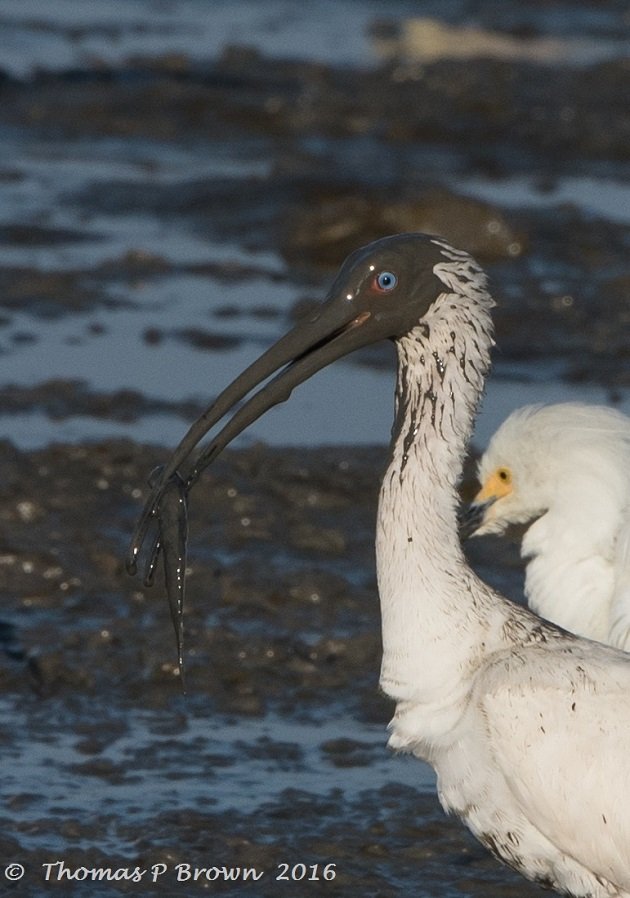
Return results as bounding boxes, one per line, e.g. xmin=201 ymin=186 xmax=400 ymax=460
xmin=374 ymin=271 xmax=398 ymax=293
xmin=497 ymin=468 xmax=511 ymax=483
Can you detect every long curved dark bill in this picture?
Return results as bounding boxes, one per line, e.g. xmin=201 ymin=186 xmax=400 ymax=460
xmin=127 ymin=296 xmax=382 ymax=665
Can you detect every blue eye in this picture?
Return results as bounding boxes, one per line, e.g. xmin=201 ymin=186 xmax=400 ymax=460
xmin=374 ymin=271 xmax=398 ymax=292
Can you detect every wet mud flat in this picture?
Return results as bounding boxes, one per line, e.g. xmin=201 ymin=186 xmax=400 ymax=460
xmin=0 ymin=40 xmax=629 ymax=435
xmin=0 ymin=438 xmax=532 ymax=897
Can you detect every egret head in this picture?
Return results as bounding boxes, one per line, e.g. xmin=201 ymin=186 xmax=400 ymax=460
xmin=466 ymin=406 xmax=552 ymax=537
xmin=463 ymin=402 xmax=630 ymax=539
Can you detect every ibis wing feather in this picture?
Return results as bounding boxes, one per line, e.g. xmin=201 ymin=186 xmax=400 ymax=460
xmin=479 ymin=642 xmax=630 ymax=890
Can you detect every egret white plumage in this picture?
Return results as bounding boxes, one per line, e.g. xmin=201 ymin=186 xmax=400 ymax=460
xmin=466 ymin=403 xmax=630 ymax=649
xmin=129 ymin=234 xmax=630 ymax=897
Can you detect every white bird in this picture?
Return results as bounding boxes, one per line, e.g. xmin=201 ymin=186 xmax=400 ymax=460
xmin=130 ymin=234 xmax=630 ymax=897
xmin=466 ymin=403 xmax=630 ymax=649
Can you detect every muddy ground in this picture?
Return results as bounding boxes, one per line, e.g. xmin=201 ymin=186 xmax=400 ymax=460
xmin=0 ymin=439 xmax=529 ymax=897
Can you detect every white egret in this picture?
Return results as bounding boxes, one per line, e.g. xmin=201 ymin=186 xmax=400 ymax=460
xmin=130 ymin=235 xmax=630 ymax=897
xmin=467 ymin=402 xmax=630 ymax=648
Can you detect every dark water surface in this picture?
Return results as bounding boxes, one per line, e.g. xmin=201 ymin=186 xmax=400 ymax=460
xmin=0 ymin=1 xmax=629 ymax=895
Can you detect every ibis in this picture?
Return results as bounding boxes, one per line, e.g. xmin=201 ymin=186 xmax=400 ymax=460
xmin=128 ymin=234 xmax=630 ymax=897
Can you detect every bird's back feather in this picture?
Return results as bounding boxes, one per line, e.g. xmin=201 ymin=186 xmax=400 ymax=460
xmin=479 ymin=638 xmax=630 ymax=892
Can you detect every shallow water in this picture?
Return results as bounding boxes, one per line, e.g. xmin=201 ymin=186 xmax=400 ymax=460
xmin=1 ymin=0 xmax=627 ymax=76
xmin=2 ymin=702 xmax=435 ymax=847
xmin=0 ymin=1 xmax=628 ymax=895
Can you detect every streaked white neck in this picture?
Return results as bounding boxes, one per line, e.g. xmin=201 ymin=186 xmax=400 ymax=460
xmin=376 ymin=275 xmax=496 ymax=717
